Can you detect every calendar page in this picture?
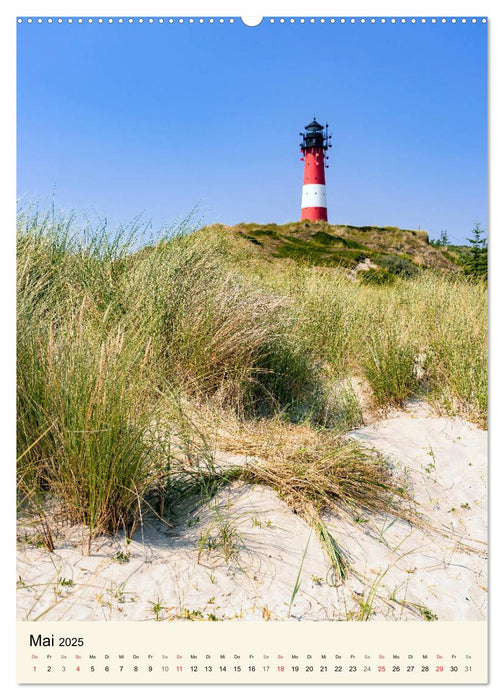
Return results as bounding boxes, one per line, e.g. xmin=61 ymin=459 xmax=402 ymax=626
xmin=15 ymin=5 xmax=488 ymax=685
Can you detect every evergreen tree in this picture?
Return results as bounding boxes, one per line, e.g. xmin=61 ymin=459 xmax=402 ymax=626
xmin=432 ymin=230 xmax=449 ymax=247
xmin=463 ymin=223 xmax=487 ymax=280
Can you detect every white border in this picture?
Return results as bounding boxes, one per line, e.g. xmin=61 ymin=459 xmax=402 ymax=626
xmin=3 ymin=3 xmax=500 ymax=698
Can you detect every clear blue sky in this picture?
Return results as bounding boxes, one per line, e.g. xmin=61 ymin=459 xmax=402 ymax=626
xmin=17 ymin=18 xmax=487 ymax=244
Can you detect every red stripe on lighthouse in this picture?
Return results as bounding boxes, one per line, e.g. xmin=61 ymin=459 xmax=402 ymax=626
xmin=301 ymin=205 xmax=327 ymax=220
xmin=303 ymin=149 xmax=326 ymax=186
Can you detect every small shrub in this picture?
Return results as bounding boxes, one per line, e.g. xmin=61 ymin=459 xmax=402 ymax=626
xmin=239 ymin=233 xmax=263 ymax=246
xmin=371 ymin=254 xmax=419 ymax=279
xmin=343 ymin=224 xmax=377 ymax=233
xmin=344 ymin=238 xmax=367 ymax=250
xmin=357 ymin=268 xmax=396 ymax=285
xmin=275 ymin=238 xmax=366 ymax=268
xmin=249 ymin=228 xmax=280 ymax=239
xmin=311 ymin=231 xmax=338 ymax=245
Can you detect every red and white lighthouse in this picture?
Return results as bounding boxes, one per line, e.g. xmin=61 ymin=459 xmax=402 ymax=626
xmin=299 ymin=118 xmax=332 ymax=221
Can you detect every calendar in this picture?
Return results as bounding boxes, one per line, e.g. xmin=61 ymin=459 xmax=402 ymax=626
xmin=16 ymin=7 xmax=489 ymax=687
xmin=17 ymin=622 xmax=487 ymax=683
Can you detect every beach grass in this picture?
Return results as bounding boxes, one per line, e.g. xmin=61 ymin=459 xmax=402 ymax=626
xmin=17 ymin=208 xmax=487 ymax=549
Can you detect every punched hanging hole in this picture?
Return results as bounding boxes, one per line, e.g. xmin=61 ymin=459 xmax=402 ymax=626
xmin=241 ymin=17 xmax=263 ymax=26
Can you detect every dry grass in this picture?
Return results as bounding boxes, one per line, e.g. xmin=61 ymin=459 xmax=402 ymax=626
xmin=217 ymin=419 xmax=412 ymax=518
xmin=186 ymin=414 xmax=418 ymax=579
xmin=239 ymin=258 xmax=487 ymax=425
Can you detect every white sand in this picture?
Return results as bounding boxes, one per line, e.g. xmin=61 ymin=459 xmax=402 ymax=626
xmin=17 ymin=402 xmax=487 ymax=622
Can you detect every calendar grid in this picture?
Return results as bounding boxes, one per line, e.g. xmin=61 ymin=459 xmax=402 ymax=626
xmin=18 ymin=621 xmax=487 ymax=684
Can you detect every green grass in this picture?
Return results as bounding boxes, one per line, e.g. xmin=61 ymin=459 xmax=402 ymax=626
xmin=362 ymin=322 xmax=420 ymax=407
xmin=287 ymin=532 xmax=312 ymax=616
xmin=357 ymin=268 xmax=397 ymax=285
xmin=311 ymin=231 xmax=367 ymax=250
xmin=247 ymin=228 xmax=280 ymax=239
xmin=274 ymin=240 xmax=366 ymax=268
xmin=17 ymin=208 xmax=487 ymax=550
xmin=17 ymin=216 xmax=171 ymax=547
xmin=197 ymin=511 xmax=244 ymax=566
xmin=261 ymin=266 xmax=486 ymax=422
xmin=368 ymin=252 xmax=420 ymax=278
xmin=238 ymin=233 xmax=264 ymax=246
xmin=17 ymin=209 xmax=328 ymax=544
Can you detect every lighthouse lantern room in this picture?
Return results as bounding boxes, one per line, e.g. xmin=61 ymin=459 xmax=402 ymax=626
xmin=299 ymin=118 xmax=332 ymax=222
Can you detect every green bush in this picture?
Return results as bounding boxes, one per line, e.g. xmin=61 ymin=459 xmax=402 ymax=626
xmin=239 ymin=233 xmax=263 ymax=246
xmin=371 ymin=254 xmax=419 ymax=279
xmin=275 ymin=240 xmax=366 ymax=268
xmin=311 ymin=231 xmax=338 ymax=245
xmin=248 ymin=228 xmax=280 ymax=239
xmin=357 ymin=268 xmax=396 ymax=285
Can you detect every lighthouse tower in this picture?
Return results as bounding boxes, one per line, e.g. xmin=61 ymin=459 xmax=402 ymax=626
xmin=299 ymin=118 xmax=331 ymax=221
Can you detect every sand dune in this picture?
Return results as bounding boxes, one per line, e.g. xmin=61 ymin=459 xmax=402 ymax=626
xmin=17 ymin=402 xmax=486 ymax=623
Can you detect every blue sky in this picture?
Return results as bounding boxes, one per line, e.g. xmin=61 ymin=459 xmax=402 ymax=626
xmin=17 ymin=17 xmax=487 ymax=244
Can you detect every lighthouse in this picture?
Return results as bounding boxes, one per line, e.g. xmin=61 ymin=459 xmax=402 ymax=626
xmin=299 ymin=118 xmax=332 ymax=222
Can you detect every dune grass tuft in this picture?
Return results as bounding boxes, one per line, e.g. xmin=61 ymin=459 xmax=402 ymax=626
xmin=204 ymin=417 xmax=416 ymax=579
